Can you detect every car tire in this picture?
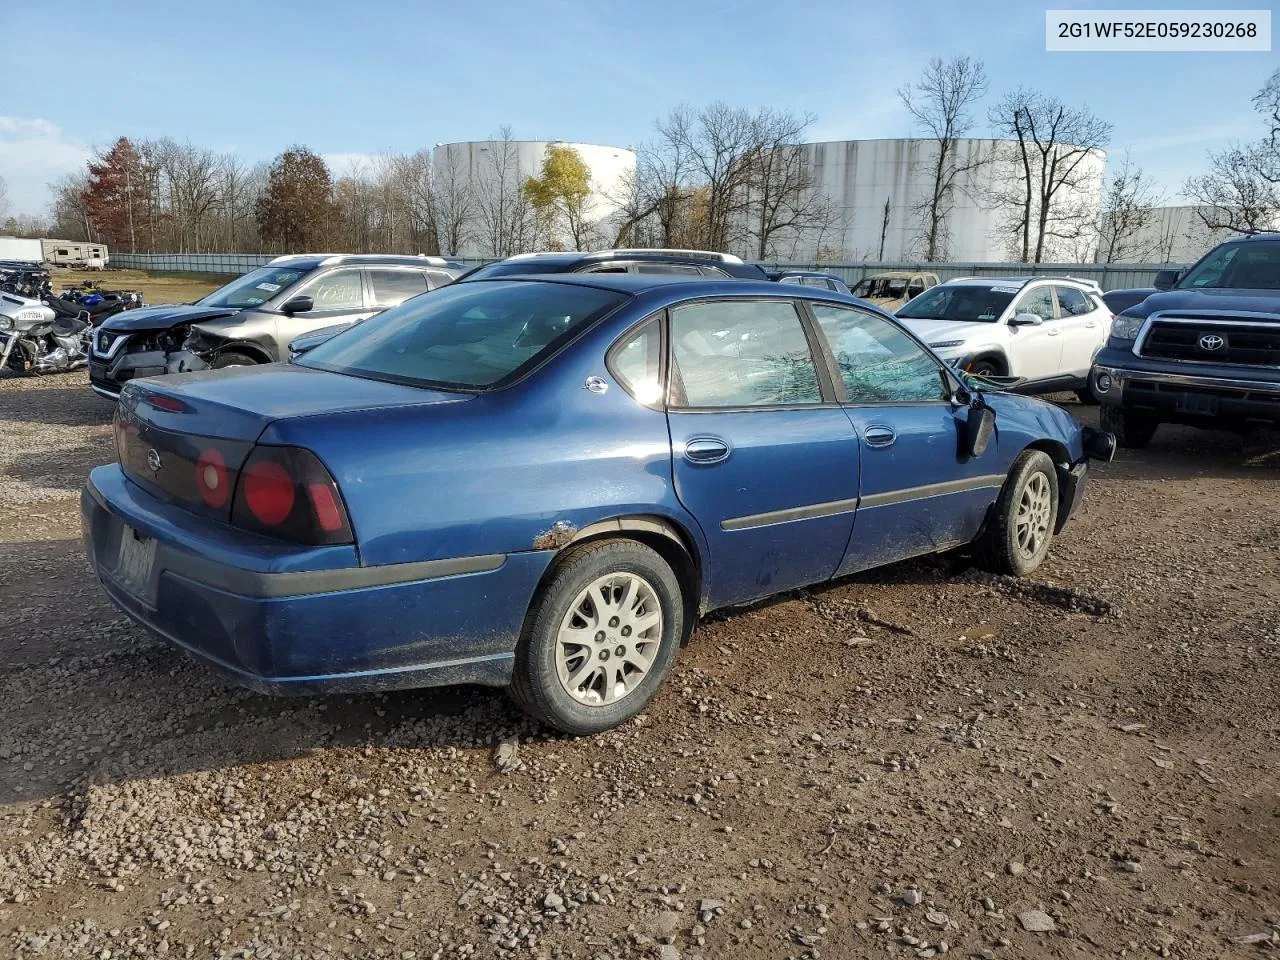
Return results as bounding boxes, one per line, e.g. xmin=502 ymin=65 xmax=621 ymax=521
xmin=968 ymin=359 xmax=1002 ymax=377
xmin=211 ymin=350 xmax=258 ymax=369
xmin=509 ymin=539 xmax=685 ymax=735
xmin=1075 ymin=388 xmax=1100 ymax=405
xmin=1099 ymin=404 xmax=1157 ymax=448
xmin=976 ymin=449 xmax=1060 ymax=577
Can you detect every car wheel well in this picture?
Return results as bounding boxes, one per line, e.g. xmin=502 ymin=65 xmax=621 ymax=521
xmin=214 ymin=341 xmax=273 ymax=364
xmin=533 ymin=518 xmax=703 ymax=643
xmin=1023 ymin=439 xmax=1074 ymax=530
xmin=967 ymin=352 xmax=1008 ymax=375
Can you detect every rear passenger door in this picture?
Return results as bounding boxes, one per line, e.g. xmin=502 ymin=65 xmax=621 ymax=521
xmin=1008 ymin=285 xmax=1063 ymax=381
xmin=806 ymin=303 xmax=1003 ymax=573
xmin=1053 ymin=284 xmax=1105 ymax=378
xmin=664 ymin=298 xmax=860 ymax=608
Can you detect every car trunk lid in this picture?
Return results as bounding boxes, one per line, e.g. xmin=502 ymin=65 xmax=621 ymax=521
xmin=115 ymin=363 xmax=474 ymax=521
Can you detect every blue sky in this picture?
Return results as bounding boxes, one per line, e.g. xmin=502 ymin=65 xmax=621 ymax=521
xmin=0 ymin=0 xmax=1274 ymax=216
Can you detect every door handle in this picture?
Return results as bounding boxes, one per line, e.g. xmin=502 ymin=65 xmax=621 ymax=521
xmin=864 ymin=425 xmax=896 ymax=448
xmin=684 ymin=437 xmax=730 ymax=464
xmin=1047 ymin=329 xmax=1060 ymax=336
xmin=1085 ymin=321 xmax=1097 ymax=328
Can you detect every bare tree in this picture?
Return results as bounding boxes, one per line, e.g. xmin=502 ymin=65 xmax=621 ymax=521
xmin=473 ymin=127 xmax=535 ymax=257
xmin=743 ymin=109 xmax=838 ymax=259
xmin=988 ymin=89 xmax=1111 ymax=262
xmin=1184 ymin=68 xmax=1280 ymax=236
xmin=1095 ymin=154 xmax=1164 ymax=262
xmin=899 ymin=56 xmax=989 ymax=260
xmin=431 ymin=146 xmax=475 ymax=256
xmin=49 ymin=172 xmax=95 ymax=241
xmin=0 ymin=176 xmax=8 ymax=222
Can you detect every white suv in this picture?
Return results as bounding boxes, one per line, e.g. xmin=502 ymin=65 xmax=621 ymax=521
xmin=895 ymin=277 xmax=1112 ymax=399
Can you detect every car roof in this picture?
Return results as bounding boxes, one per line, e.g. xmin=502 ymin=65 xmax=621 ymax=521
xmin=942 ymin=276 xmax=1098 ymax=290
xmin=863 ymin=271 xmax=923 ymax=280
xmin=266 ymin=253 xmax=460 ymax=270
xmin=465 ymin=272 xmax=873 ymax=306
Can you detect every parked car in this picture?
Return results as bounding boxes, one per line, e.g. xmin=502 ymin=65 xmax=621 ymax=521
xmin=457 ymin=249 xmax=771 ymax=281
xmin=88 ymin=254 xmax=464 ymax=399
xmin=1092 ymin=232 xmax=1280 ymax=447
xmin=895 ymin=277 xmax=1112 ymax=401
xmin=768 ymin=270 xmax=852 ymax=295
xmin=83 ymin=274 xmax=1111 ymax=734
xmin=851 ymin=271 xmax=939 ymax=310
xmin=1102 ymin=286 xmax=1156 ymax=315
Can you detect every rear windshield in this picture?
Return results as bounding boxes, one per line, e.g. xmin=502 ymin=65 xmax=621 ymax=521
xmin=459 ymin=260 xmax=564 ymax=281
xmin=296 ymin=280 xmax=627 ymax=390
xmin=197 ymin=266 xmax=309 ymax=308
xmin=895 ymin=284 xmax=1015 ymax=323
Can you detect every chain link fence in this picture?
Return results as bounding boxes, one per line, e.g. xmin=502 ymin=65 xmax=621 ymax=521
xmin=107 ymin=253 xmax=1179 ymax=291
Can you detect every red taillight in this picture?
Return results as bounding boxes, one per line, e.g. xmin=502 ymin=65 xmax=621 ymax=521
xmin=146 ymin=394 xmax=187 ymax=413
xmin=307 ymin=482 xmax=344 ymax=533
xmin=242 ymin=460 xmax=295 ymax=525
xmin=230 ymin=446 xmax=353 ymax=545
xmin=195 ymin=447 xmax=230 ymax=509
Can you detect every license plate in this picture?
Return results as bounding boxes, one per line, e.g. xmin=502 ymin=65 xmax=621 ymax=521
xmin=114 ymin=525 xmax=157 ymax=603
xmin=1176 ymin=392 xmax=1219 ymax=416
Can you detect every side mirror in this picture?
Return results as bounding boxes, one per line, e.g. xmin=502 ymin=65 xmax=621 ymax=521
xmin=1153 ymin=269 xmax=1180 ymax=291
xmin=966 ymin=399 xmax=997 ymax=457
xmin=281 ymin=294 xmax=314 ymax=315
xmin=1010 ymin=313 xmax=1043 ymax=327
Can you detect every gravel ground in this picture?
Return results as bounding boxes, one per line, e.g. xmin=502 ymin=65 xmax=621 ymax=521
xmin=0 ymin=370 xmax=1276 ymax=960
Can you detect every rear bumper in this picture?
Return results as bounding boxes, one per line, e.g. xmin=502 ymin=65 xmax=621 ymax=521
xmin=1091 ymin=349 xmax=1280 ymax=424
xmin=82 ymin=466 xmax=550 ymax=695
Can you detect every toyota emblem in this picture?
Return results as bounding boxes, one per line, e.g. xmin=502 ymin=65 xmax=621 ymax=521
xmin=1198 ymin=333 xmax=1226 ymax=352
xmin=146 ymin=449 xmax=163 ymax=472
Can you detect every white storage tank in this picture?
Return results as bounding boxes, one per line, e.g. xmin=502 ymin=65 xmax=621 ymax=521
xmin=792 ymin=138 xmax=1106 ymax=263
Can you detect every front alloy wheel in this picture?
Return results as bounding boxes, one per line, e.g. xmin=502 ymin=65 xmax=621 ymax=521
xmin=976 ymin=449 xmax=1060 ymax=576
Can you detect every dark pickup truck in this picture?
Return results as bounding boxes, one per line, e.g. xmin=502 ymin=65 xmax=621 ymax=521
xmin=1091 ymin=232 xmax=1280 ymax=447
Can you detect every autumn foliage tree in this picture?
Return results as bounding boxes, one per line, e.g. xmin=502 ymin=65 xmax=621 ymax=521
xmin=255 ymin=147 xmax=337 ymax=252
xmin=525 ymin=145 xmax=594 ymax=250
xmin=84 ymin=137 xmax=146 ymax=252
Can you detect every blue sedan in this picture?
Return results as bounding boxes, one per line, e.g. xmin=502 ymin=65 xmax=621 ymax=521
xmin=81 ymin=275 xmax=1111 ymax=734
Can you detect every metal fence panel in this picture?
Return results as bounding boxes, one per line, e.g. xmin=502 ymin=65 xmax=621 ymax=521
xmin=108 ymin=253 xmax=1182 ymax=291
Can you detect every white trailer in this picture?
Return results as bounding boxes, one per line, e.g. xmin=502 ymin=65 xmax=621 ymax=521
xmin=42 ymin=239 xmax=110 ymax=269
xmin=0 ymin=237 xmax=44 ymax=263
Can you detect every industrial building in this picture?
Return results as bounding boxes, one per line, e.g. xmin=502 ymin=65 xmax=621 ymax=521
xmin=431 ymin=140 xmax=635 ymax=257
xmin=788 ymin=138 xmax=1107 ymax=263
xmin=1095 ymin=204 xmax=1277 ymax=264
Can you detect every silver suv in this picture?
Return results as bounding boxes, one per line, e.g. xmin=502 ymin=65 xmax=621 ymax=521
xmin=89 ymin=254 xmax=462 ymax=399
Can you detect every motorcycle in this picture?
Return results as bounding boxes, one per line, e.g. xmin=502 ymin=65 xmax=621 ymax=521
xmin=0 ymin=292 xmax=93 ymax=374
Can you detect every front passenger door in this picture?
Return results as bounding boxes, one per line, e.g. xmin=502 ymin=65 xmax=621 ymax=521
xmin=1007 ymin=285 xmax=1062 ymax=381
xmin=807 ymin=303 xmax=1004 ymax=575
xmin=277 ymin=268 xmax=373 ymax=351
xmin=665 ymin=298 xmax=860 ymax=608
xmin=1052 ymin=285 xmax=1104 ymax=377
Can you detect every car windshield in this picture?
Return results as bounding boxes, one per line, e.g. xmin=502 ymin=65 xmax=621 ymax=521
xmin=895 ymin=284 xmax=1015 ymax=322
xmin=853 ymin=277 xmax=908 ymax=299
xmin=296 ymin=280 xmax=627 ymax=390
xmin=1178 ymin=241 xmax=1280 ymax=290
xmin=197 ymin=266 xmax=308 ymax=308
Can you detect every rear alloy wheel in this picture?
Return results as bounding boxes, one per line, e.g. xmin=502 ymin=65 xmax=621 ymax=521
xmin=510 ymin=540 xmax=684 ymax=734
xmin=1099 ymin=404 xmax=1157 ymax=448
xmin=976 ymin=449 xmax=1060 ymax=576
xmin=211 ymin=350 xmax=258 ymax=369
